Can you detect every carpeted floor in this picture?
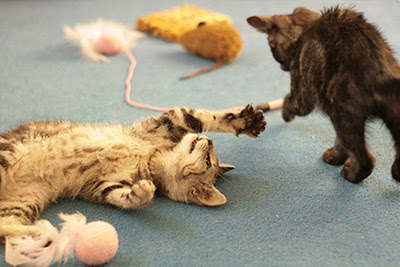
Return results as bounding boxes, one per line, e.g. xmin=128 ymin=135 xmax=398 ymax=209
xmin=1 ymin=0 xmax=400 ymax=266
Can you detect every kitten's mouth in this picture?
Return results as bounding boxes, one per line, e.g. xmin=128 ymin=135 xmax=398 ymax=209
xmin=189 ymin=136 xmax=199 ymax=153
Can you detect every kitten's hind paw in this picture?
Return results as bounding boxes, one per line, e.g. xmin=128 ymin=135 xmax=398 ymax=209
xmin=340 ymin=155 xmax=375 ymax=183
xmin=392 ymin=159 xmax=400 ymax=182
xmin=322 ymin=146 xmax=348 ymax=166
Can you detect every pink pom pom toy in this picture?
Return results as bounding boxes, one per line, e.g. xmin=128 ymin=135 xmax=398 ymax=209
xmin=94 ymin=35 xmax=124 ymax=55
xmin=5 ymin=212 xmax=119 ymax=267
xmin=63 ymin=18 xmax=144 ymax=63
xmin=75 ymin=221 xmax=119 ymax=265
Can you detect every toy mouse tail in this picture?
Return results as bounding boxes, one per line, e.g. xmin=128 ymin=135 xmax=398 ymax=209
xmin=180 ymin=62 xmax=225 ymax=80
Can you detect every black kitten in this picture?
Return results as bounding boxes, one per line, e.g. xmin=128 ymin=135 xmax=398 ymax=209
xmin=247 ymin=7 xmax=400 ymax=183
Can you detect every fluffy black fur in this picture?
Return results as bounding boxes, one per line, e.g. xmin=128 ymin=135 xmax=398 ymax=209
xmin=248 ymin=7 xmax=400 ymax=183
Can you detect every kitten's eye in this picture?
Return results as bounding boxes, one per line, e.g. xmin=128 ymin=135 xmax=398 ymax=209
xmin=206 ymin=153 xmax=211 ymax=168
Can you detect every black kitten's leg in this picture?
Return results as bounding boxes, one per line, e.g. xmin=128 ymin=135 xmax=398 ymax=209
xmin=322 ymin=137 xmax=349 ymax=165
xmin=391 ymin=142 xmax=400 ymax=182
xmin=382 ymin=108 xmax=400 ymax=182
xmin=282 ymin=90 xmax=315 ymax=122
xmin=330 ymin=115 xmax=375 ymax=183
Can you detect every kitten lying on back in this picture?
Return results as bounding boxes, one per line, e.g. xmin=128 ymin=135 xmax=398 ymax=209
xmin=0 ymin=105 xmax=265 ymax=238
xmin=248 ymin=7 xmax=400 ymax=183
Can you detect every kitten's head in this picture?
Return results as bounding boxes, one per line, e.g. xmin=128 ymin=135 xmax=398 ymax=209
xmin=247 ymin=7 xmax=320 ymax=71
xmin=155 ymin=133 xmax=234 ymax=206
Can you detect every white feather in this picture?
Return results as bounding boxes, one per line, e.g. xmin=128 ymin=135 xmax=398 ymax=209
xmin=63 ymin=18 xmax=145 ymax=62
xmin=5 ymin=212 xmax=88 ymax=267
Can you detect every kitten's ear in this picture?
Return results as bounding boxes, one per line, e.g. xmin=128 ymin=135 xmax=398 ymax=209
xmin=188 ymin=186 xmax=227 ymax=206
xmin=247 ymin=16 xmax=273 ymax=33
xmin=293 ymin=7 xmax=313 ymax=14
xmin=292 ymin=7 xmax=320 ymax=24
xmin=218 ymin=163 xmax=235 ymax=176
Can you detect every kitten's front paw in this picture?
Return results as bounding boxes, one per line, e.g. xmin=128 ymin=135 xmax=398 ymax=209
xmin=129 ymin=180 xmax=156 ymax=208
xmin=107 ymin=179 xmax=156 ymax=209
xmin=282 ymin=107 xmax=295 ymax=122
xmin=223 ymin=104 xmax=266 ymax=138
xmin=282 ymin=96 xmax=296 ymax=122
xmin=239 ymin=104 xmax=267 ymax=137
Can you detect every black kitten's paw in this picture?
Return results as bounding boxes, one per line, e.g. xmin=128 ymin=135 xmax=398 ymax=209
xmin=282 ymin=95 xmax=296 ymax=122
xmin=340 ymin=155 xmax=375 ymax=183
xmin=282 ymin=107 xmax=295 ymax=122
xmin=391 ymin=159 xmax=400 ymax=182
xmin=238 ymin=104 xmax=267 ymax=137
xmin=340 ymin=160 xmax=363 ymax=183
xmin=322 ymin=146 xmax=348 ymax=166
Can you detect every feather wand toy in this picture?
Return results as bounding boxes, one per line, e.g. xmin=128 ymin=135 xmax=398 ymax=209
xmin=63 ymin=18 xmax=283 ymax=113
xmin=5 ymin=213 xmax=119 ymax=267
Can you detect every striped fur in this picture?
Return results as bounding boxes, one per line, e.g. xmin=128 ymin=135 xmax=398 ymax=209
xmin=0 ymin=105 xmax=265 ymax=238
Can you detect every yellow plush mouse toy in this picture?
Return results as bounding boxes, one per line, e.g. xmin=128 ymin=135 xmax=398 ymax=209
xmin=136 ymin=5 xmax=243 ymax=79
xmin=179 ymin=22 xmax=243 ymax=79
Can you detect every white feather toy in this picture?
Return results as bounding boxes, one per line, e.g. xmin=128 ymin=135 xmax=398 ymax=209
xmin=63 ymin=18 xmax=175 ymax=112
xmin=63 ymin=18 xmax=145 ymax=62
xmin=5 ymin=212 xmax=119 ymax=266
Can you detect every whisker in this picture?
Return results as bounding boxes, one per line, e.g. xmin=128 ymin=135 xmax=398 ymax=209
xmin=205 ymin=123 xmax=211 ymax=134
xmin=217 ymin=175 xmax=244 ymax=194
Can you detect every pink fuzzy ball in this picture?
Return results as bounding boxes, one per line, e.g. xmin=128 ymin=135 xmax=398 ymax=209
xmin=74 ymin=221 xmax=119 ymax=266
xmin=94 ymin=35 xmax=124 ymax=55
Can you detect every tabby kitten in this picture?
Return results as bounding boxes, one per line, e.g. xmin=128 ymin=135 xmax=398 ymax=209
xmin=247 ymin=7 xmax=400 ymax=183
xmin=0 ymin=104 xmax=265 ymax=238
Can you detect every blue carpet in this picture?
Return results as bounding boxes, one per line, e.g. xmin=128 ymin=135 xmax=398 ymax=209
xmin=1 ymin=0 xmax=400 ymax=266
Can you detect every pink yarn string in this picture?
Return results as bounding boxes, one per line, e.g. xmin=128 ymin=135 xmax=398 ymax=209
xmin=123 ymin=48 xmax=282 ymax=113
xmin=124 ymin=48 xmax=170 ymax=112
